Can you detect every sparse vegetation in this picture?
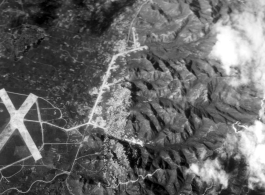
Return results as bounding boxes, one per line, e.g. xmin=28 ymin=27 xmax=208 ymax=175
xmin=100 ymin=83 xmax=132 ymax=187
xmin=105 ymin=84 xmax=131 ymax=139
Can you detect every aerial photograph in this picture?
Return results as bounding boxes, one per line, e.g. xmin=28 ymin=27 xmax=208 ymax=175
xmin=0 ymin=0 xmax=265 ymax=194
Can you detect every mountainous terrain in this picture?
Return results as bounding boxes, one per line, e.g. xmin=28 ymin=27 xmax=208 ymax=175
xmin=0 ymin=0 xmax=264 ymax=195
xmin=122 ymin=0 xmax=263 ymax=194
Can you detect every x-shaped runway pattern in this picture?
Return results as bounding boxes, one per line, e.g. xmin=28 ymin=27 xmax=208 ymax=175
xmin=0 ymin=46 xmax=148 ymax=167
xmin=0 ymin=89 xmax=42 ymax=161
xmin=0 ymin=44 xmax=148 ymax=194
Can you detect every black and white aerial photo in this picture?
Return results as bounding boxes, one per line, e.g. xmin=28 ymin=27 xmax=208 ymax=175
xmin=0 ymin=0 xmax=265 ymax=194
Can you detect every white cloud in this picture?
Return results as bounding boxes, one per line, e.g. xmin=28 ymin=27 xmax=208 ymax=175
xmin=189 ymin=159 xmax=229 ymax=188
xmin=209 ymin=1 xmax=265 ymax=187
xmin=210 ymin=0 xmax=265 ymax=91
xmin=236 ymin=121 xmax=265 ymax=189
xmin=189 ymin=121 xmax=265 ymax=189
xmin=192 ymin=0 xmax=265 ymax=190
